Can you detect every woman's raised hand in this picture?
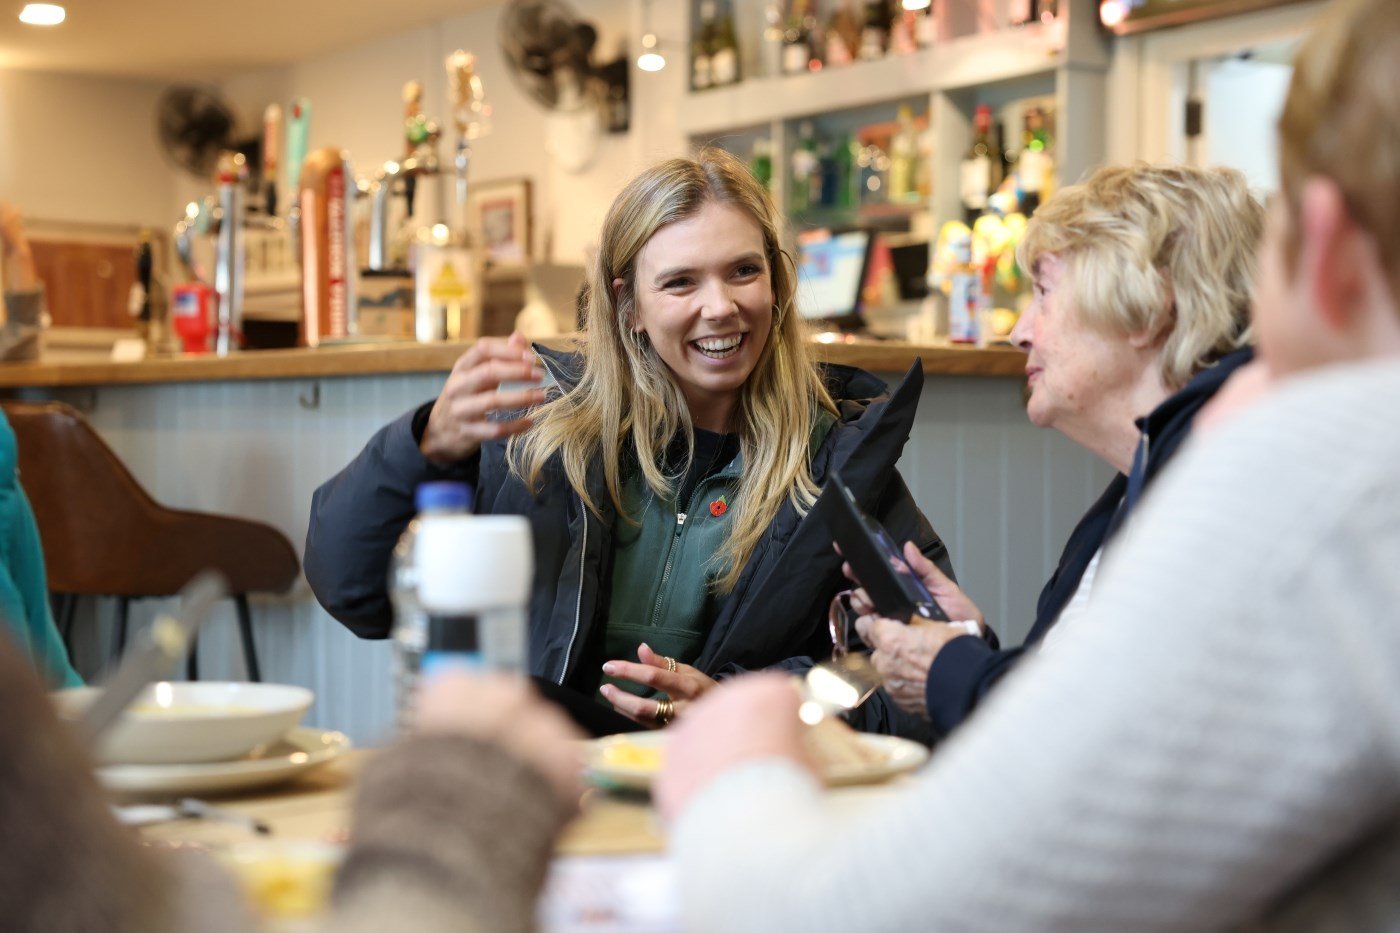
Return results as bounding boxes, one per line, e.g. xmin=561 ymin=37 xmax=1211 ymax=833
xmin=419 ymin=332 xmax=548 ymax=465
xmin=598 ymin=642 xmax=719 ymax=729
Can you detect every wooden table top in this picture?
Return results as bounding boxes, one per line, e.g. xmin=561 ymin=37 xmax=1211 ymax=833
xmin=135 ymin=749 xmax=665 ymax=857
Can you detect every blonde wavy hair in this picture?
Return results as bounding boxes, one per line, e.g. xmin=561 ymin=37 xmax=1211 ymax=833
xmin=1278 ymin=0 xmax=1400 ymax=306
xmin=509 ymin=148 xmax=837 ymax=593
xmin=1017 ymin=163 xmax=1264 ymax=389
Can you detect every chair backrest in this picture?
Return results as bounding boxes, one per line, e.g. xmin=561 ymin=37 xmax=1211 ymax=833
xmin=1 ymin=400 xmax=299 ymax=597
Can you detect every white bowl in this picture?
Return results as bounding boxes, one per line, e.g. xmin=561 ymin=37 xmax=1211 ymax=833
xmin=53 ymin=681 xmax=314 ymax=765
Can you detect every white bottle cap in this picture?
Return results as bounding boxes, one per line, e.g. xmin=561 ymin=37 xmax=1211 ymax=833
xmin=417 ymin=515 xmax=533 ymax=612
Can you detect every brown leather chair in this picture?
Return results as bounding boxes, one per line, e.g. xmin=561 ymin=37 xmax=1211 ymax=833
xmin=2 ymin=400 xmax=299 ymax=681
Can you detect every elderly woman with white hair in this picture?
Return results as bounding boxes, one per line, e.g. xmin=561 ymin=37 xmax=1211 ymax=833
xmin=848 ymin=162 xmax=1265 ymax=734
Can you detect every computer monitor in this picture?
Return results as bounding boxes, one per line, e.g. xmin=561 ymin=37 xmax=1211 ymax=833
xmin=796 ymin=229 xmax=873 ymax=327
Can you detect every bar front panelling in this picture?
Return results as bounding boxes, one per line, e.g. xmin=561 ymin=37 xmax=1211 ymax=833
xmin=41 ymin=371 xmax=1111 ymax=745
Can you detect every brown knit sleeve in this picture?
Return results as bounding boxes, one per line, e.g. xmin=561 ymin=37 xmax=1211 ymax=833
xmin=329 ymin=733 xmax=574 ymax=933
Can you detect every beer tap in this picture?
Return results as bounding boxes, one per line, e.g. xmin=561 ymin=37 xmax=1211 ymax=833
xmin=447 ymin=50 xmax=491 ymax=233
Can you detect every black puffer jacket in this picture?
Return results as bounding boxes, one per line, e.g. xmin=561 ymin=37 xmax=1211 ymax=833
xmin=305 ymin=345 xmax=952 ymax=738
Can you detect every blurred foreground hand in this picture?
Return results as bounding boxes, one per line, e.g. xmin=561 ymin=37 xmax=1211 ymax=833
xmin=415 ymin=672 xmax=585 ymax=809
xmin=655 ymin=673 xmax=815 ymax=823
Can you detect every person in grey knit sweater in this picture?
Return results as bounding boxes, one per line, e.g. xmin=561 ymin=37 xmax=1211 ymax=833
xmin=656 ymin=0 xmax=1400 ymax=929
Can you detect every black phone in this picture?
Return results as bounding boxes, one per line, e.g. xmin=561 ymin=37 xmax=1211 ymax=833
xmin=818 ymin=472 xmax=948 ymax=622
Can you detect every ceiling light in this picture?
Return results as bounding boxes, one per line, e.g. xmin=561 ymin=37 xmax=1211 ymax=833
xmin=1098 ymin=0 xmax=1128 ymax=28
xmin=902 ymin=0 xmax=932 ymax=10
xmin=637 ymin=33 xmax=666 ymax=73
xmin=19 ymin=3 xmax=65 ymax=26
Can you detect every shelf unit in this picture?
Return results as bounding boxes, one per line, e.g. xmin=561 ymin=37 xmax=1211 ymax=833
xmin=680 ymin=0 xmax=1111 ymax=236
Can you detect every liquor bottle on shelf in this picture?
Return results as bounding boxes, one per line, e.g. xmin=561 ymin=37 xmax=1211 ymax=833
xmin=914 ymin=4 xmax=937 ymax=47
xmin=816 ymin=136 xmax=840 ymax=208
xmin=749 ymin=137 xmax=774 ymax=190
xmin=888 ymin=105 xmax=920 ymax=204
xmin=889 ymin=8 xmax=919 ymax=55
xmin=946 ymin=231 xmax=983 ymax=345
xmin=825 ymin=1 xmax=860 ymax=67
xmin=833 ymin=134 xmax=860 ymax=209
xmin=711 ymin=0 xmax=742 ymax=87
xmin=782 ymin=0 xmax=818 ymax=75
xmin=790 ymin=121 xmax=821 ymax=213
xmin=858 ymin=0 xmax=890 ymax=60
xmin=959 ymin=104 xmax=1001 ymax=226
xmin=692 ymin=1 xmax=715 ymax=91
xmin=916 ymin=120 xmax=935 ymax=203
xmin=1016 ymin=106 xmax=1054 ymax=214
xmin=857 ymin=142 xmax=889 ymax=205
xmin=762 ymin=2 xmax=785 ymax=76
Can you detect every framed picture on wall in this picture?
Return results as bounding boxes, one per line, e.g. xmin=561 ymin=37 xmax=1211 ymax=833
xmin=469 ymin=178 xmax=532 ymax=267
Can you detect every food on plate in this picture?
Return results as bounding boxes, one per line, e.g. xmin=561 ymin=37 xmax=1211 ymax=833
xmin=595 ymin=716 xmax=884 ymax=779
xmin=127 ymin=703 xmax=262 ymax=717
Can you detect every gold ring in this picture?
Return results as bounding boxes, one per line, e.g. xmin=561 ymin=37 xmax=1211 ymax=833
xmin=655 ymin=697 xmax=674 ymax=725
xmin=664 ymin=655 xmax=678 ymax=673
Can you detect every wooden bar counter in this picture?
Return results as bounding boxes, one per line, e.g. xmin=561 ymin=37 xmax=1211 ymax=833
xmin=0 ymin=334 xmax=1027 ymax=389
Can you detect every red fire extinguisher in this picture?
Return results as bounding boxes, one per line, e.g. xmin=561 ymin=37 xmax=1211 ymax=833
xmin=171 ymin=282 xmax=215 ymax=354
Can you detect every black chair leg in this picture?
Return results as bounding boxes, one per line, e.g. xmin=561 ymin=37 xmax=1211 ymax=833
xmin=186 ymin=633 xmax=199 ymax=681
xmin=234 ymin=595 xmax=261 ymax=683
xmin=111 ymin=597 xmax=130 ymax=670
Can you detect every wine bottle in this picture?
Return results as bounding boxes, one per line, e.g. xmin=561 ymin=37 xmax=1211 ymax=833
xmin=888 ymin=105 xmax=920 ymax=204
xmin=783 ymin=0 xmax=814 ymax=75
xmin=711 ymin=0 xmax=742 ymax=87
xmin=858 ymin=0 xmax=889 ymax=61
xmin=959 ymin=104 xmax=1001 ymax=225
xmin=1017 ymin=106 xmax=1054 ymax=214
xmin=790 ymin=121 xmax=821 ymax=213
xmin=825 ymin=2 xmax=860 ymax=67
xmin=692 ymin=2 xmax=715 ymax=91
xmin=762 ymin=3 xmax=785 ymax=77
xmin=750 ymin=137 xmax=774 ymax=190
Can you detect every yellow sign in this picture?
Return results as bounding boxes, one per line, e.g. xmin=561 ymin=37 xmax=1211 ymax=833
xmin=427 ymin=261 xmax=470 ymax=302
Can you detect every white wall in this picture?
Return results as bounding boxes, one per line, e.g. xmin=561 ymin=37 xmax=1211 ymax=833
xmin=0 ymin=68 xmax=181 ymax=228
xmin=211 ymin=0 xmax=682 ymax=266
xmin=1202 ymin=56 xmax=1292 ymax=194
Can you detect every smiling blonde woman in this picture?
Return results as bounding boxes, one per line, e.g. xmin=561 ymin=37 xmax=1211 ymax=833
xmin=306 ymin=148 xmax=952 ymax=738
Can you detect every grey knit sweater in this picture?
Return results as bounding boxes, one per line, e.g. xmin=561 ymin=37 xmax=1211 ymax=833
xmin=671 ymin=359 xmax=1400 ymax=931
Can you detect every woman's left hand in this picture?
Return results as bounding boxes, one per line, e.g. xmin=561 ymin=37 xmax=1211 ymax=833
xmin=598 ymin=642 xmax=718 ymax=728
xmin=854 ymin=615 xmax=967 ymax=718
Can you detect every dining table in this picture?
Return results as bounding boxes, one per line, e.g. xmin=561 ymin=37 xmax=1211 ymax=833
xmin=134 ymin=749 xmax=666 ymax=856
xmin=131 ymin=743 xmax=915 ymax=930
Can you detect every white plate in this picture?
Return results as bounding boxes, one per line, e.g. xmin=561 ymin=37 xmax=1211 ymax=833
xmin=585 ymin=730 xmax=929 ymax=792
xmin=97 ymin=727 xmax=351 ymax=797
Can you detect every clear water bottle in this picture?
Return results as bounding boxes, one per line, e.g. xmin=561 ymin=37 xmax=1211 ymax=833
xmin=417 ymin=514 xmax=532 ymax=677
xmin=390 ymin=481 xmax=473 ymax=722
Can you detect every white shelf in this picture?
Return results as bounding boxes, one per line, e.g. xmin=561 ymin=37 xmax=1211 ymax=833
xmin=679 ymin=21 xmax=1068 ymax=136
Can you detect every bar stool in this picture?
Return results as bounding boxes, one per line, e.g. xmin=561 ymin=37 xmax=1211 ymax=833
xmin=2 ymin=400 xmax=299 ymax=681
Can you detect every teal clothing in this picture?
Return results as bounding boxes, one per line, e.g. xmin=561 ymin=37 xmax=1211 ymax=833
xmin=596 ymin=413 xmax=838 ymax=698
xmin=0 ymin=412 xmax=81 ymax=688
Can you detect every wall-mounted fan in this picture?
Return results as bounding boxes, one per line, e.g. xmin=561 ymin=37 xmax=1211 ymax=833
xmin=156 ymin=85 xmax=237 ymax=180
xmin=499 ymin=0 xmax=628 ymax=173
